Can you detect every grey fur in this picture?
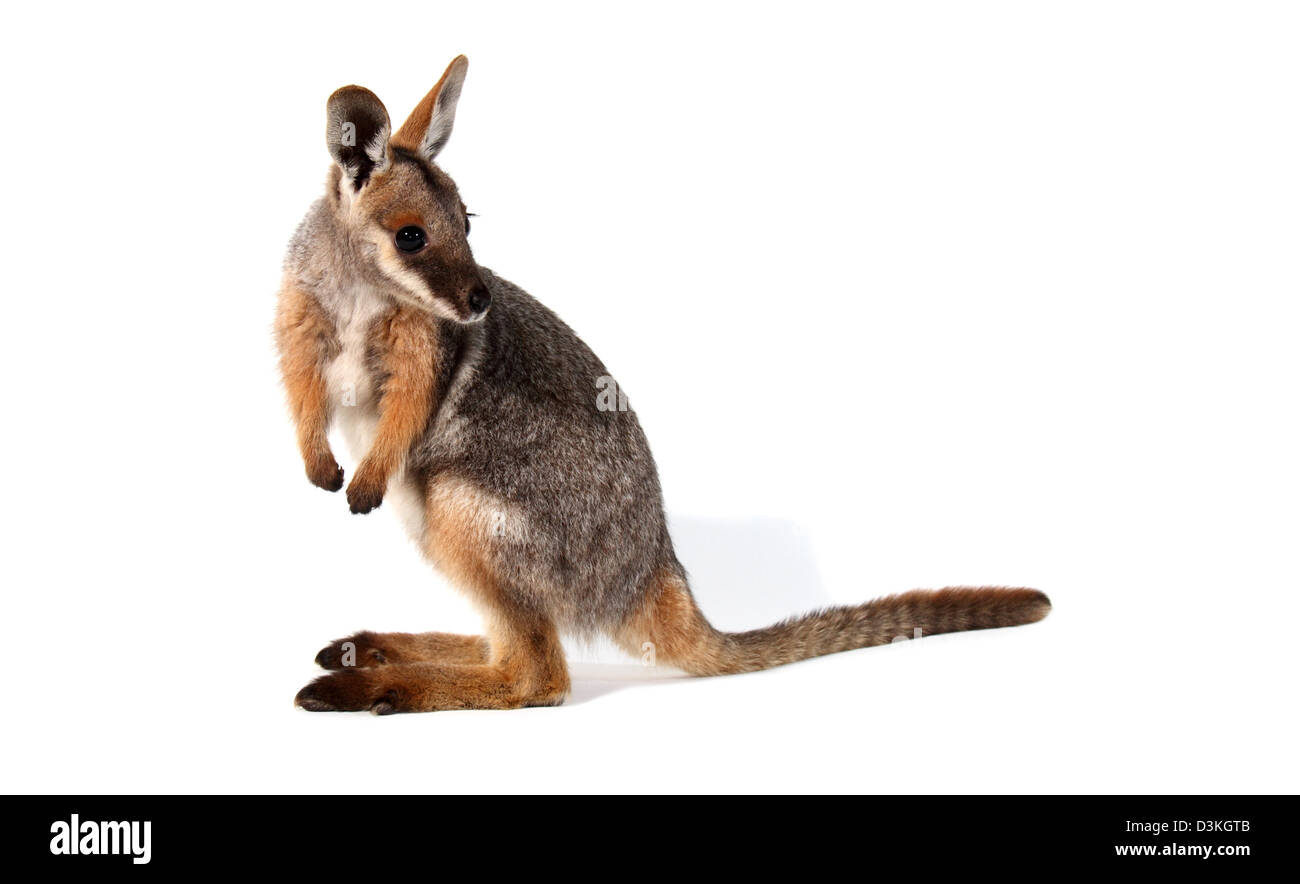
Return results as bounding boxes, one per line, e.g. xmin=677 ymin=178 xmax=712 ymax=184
xmin=414 ymin=269 xmax=675 ymax=634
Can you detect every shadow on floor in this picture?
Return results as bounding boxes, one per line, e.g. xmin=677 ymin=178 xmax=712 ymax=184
xmin=566 ymin=662 xmax=690 ymax=705
xmin=566 ymin=513 xmax=831 ymax=704
xmin=667 ymin=512 xmax=832 ymax=632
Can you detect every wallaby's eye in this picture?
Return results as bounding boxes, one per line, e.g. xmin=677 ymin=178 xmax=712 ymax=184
xmin=394 ymin=226 xmax=427 ymax=253
xmin=465 ymin=212 xmax=477 ymax=235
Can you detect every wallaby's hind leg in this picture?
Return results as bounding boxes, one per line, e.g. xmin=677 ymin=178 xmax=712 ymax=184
xmin=296 ymin=609 xmax=568 ymax=712
xmin=294 ymin=473 xmax=570 ymax=712
xmin=314 ymin=631 xmax=490 ymax=669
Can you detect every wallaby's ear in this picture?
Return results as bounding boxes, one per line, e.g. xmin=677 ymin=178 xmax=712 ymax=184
xmin=391 ymin=55 xmax=469 ymax=161
xmin=326 ymin=86 xmax=392 ymax=189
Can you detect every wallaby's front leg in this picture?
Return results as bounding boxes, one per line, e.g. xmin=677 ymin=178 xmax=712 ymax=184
xmin=346 ymin=308 xmax=439 ymax=514
xmin=275 ymin=281 xmax=343 ymax=491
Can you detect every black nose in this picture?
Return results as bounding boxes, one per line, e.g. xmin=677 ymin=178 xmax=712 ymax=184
xmin=467 ymin=285 xmax=492 ymax=315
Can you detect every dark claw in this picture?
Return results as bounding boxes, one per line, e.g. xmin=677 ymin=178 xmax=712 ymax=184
xmin=347 ymin=488 xmax=383 ymax=514
xmin=294 ymin=682 xmax=338 ymax=712
xmin=314 ymin=645 xmax=341 ymax=669
xmin=308 ymin=461 xmax=345 ymax=492
xmin=314 ymin=633 xmax=390 ymax=670
xmin=370 ymin=689 xmax=404 ymax=716
xmin=295 ymin=669 xmax=371 ymax=712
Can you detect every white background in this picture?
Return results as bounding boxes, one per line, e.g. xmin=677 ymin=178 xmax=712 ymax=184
xmin=1 ymin=1 xmax=1296 ymax=793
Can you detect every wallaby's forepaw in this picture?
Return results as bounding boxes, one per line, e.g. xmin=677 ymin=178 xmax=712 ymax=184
xmin=294 ymin=669 xmax=408 ymax=714
xmin=346 ymin=466 xmax=385 ymax=514
xmin=315 ymin=631 xmax=389 ymax=669
xmin=306 ymin=452 xmax=345 ymax=492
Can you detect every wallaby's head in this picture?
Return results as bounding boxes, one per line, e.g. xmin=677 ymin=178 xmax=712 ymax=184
xmin=325 ymin=56 xmax=489 ymax=322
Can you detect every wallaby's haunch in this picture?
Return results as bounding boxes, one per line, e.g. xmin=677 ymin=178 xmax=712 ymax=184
xmin=277 ymin=56 xmax=1051 ymax=714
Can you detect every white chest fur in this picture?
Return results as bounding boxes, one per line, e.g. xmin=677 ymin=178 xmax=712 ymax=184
xmin=323 ymin=284 xmax=428 ymax=545
xmin=323 ymin=285 xmax=386 ymax=440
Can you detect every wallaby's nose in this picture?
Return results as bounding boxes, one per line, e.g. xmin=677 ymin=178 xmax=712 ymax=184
xmin=468 ymin=283 xmax=492 ymax=315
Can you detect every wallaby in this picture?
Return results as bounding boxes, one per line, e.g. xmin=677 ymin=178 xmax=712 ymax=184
xmin=276 ymin=56 xmax=1051 ymax=713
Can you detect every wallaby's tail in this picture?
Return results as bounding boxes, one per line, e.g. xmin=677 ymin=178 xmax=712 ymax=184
xmin=618 ymin=569 xmax=1050 ymax=676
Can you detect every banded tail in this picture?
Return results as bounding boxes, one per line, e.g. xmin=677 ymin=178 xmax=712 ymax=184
xmin=619 ymin=572 xmax=1051 ymax=675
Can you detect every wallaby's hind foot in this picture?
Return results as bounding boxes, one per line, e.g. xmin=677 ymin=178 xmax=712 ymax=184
xmin=300 ymin=565 xmax=571 ymax=712
xmin=314 ymin=631 xmax=490 ymax=669
xmin=295 ymin=658 xmax=569 ymax=714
